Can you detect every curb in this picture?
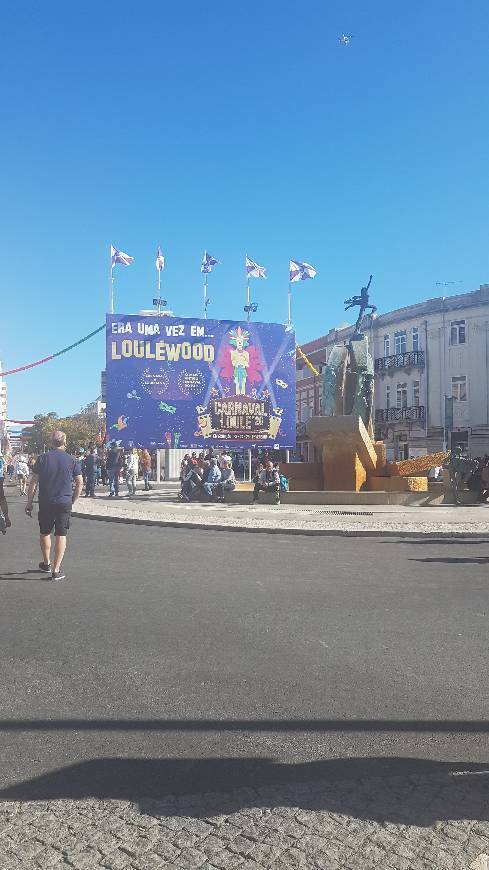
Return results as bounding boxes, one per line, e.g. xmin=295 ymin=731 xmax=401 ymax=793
xmin=71 ymin=511 xmax=489 ymax=539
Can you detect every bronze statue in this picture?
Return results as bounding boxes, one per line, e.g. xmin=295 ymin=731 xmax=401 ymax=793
xmin=344 ymin=275 xmax=377 ymax=336
xmin=321 ymin=276 xmax=376 ymax=435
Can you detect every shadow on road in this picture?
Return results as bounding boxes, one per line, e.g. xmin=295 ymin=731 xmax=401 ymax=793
xmin=379 ymin=532 xmax=489 ymax=547
xmin=381 ymin=539 xmax=489 ymax=546
xmin=410 ymin=556 xmax=489 ymax=564
xmin=1 ymin=717 xmax=489 ymax=733
xmin=0 ymin=570 xmax=46 ymax=579
xmin=0 ymin=756 xmax=487 ymax=827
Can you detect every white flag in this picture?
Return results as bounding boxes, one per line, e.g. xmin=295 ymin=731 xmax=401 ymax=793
xmin=246 ymin=255 xmax=267 ymax=279
xmin=111 ymin=245 xmax=134 ymax=267
xmin=289 ymin=260 xmax=317 ymax=283
xmin=155 ymin=246 xmax=165 ymax=272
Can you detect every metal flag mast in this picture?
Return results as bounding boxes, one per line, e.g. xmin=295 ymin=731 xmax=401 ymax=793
xmin=287 ymin=259 xmax=318 ymax=329
xmin=110 ymin=244 xmax=134 ymax=314
xmin=203 ymin=272 xmax=209 ymax=319
xmin=244 ymin=254 xmax=261 ymax=321
xmin=201 ymin=252 xmax=219 ymax=319
xmin=157 ymin=253 xmax=162 ymax=314
xmin=154 ymin=247 xmax=166 ymax=315
xmin=109 ymin=250 xmax=114 ymax=314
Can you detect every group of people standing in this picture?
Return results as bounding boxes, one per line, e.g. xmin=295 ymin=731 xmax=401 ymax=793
xmin=0 ymin=453 xmax=33 ymax=497
xmin=80 ymin=444 xmax=153 ymax=498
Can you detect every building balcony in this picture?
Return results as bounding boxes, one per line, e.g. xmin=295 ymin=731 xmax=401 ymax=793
xmin=375 ymin=406 xmax=425 ymax=424
xmin=374 ymin=350 xmax=425 ymax=373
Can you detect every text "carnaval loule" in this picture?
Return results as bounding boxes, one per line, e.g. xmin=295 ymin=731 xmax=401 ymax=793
xmin=211 ymin=399 xmax=270 ymax=432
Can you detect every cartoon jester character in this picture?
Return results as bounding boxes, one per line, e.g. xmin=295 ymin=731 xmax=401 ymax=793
xmin=229 ymin=326 xmax=250 ymax=396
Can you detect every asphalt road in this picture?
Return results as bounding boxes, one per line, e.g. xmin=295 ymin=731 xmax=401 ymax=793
xmin=0 ymin=491 xmax=488 ymax=803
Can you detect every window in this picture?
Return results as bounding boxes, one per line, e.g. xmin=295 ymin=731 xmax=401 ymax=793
xmin=396 ymin=382 xmax=408 ymax=409
xmin=413 ymin=380 xmax=420 ymax=407
xmin=450 ymin=320 xmax=466 ymax=345
xmin=386 ymin=385 xmax=391 ymax=410
xmin=296 ymin=365 xmax=306 ymax=381
xmin=394 ymin=331 xmax=407 ymax=354
xmin=412 ymin=327 xmax=419 ymax=352
xmin=452 ymin=375 xmax=467 ymax=401
xmin=384 ymin=335 xmax=390 ymax=357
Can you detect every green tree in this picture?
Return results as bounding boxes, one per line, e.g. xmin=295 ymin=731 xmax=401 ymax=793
xmin=24 ymin=412 xmax=101 ymax=455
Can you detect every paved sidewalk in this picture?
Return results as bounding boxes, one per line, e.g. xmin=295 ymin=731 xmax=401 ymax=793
xmin=73 ymin=490 xmax=489 ymax=537
xmin=1 ymin=767 xmax=488 ymax=869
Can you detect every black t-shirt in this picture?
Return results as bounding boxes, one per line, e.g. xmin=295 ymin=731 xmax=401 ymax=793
xmin=33 ymin=450 xmax=82 ymax=506
xmin=106 ymin=449 xmax=121 ymax=471
xmin=85 ymin=454 xmax=99 ymax=474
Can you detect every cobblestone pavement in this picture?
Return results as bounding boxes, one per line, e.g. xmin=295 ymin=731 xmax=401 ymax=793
xmin=1 ymin=771 xmax=488 ymax=869
xmin=73 ymin=494 xmax=489 ymax=537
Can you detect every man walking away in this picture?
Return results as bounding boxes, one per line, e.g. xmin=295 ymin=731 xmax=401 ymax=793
xmin=126 ymin=448 xmax=139 ymax=496
xmin=15 ymin=456 xmax=29 ymax=496
xmin=252 ymin=460 xmax=281 ymax=505
xmin=141 ymin=449 xmax=152 ymax=491
xmin=106 ymin=442 xmax=122 ymax=497
xmin=0 ymin=454 xmax=11 ymax=533
xmin=84 ymin=447 xmax=99 ymax=497
xmin=26 ymin=430 xmax=83 ymax=580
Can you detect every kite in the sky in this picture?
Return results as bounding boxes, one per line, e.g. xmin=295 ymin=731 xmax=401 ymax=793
xmin=339 ymin=34 xmax=352 ymax=46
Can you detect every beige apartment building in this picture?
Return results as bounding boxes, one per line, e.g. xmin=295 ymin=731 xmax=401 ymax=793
xmin=0 ymin=364 xmax=7 ymax=421
xmin=296 ymin=284 xmax=489 ymax=462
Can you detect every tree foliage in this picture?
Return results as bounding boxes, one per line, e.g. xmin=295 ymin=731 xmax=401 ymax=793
xmin=23 ymin=412 xmax=102 ymax=455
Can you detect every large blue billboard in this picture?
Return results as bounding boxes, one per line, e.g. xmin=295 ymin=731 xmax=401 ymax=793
xmin=106 ymin=314 xmax=296 ymax=450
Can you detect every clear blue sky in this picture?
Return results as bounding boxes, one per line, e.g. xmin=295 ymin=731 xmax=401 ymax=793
xmin=1 ymin=0 xmax=488 ymax=419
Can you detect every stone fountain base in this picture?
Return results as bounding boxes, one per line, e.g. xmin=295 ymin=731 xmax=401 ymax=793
xmin=306 ymin=415 xmax=378 ymax=492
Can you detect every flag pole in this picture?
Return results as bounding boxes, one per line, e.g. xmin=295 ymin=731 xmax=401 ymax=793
xmin=288 ymin=281 xmax=292 ymax=328
xmin=109 ymin=248 xmax=114 ymax=314
xmin=204 ymin=273 xmax=208 ymax=319
xmin=157 ymin=260 xmax=161 ymax=315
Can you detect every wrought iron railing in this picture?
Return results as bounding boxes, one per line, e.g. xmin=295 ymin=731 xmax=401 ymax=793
xmin=374 ymin=350 xmax=425 ymax=372
xmin=375 ymin=406 xmax=425 ymax=423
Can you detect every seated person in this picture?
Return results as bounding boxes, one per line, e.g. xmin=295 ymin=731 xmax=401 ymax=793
xmin=252 ymin=461 xmax=281 ymax=505
xmin=215 ymin=461 xmax=236 ymax=502
xmin=253 ymin=461 xmax=264 ymax=483
xmin=180 ymin=464 xmax=203 ymax=501
xmin=203 ymin=457 xmax=221 ymax=499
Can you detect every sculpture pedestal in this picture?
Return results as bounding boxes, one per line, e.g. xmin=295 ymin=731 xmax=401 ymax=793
xmin=306 ymin=416 xmax=378 ymax=492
